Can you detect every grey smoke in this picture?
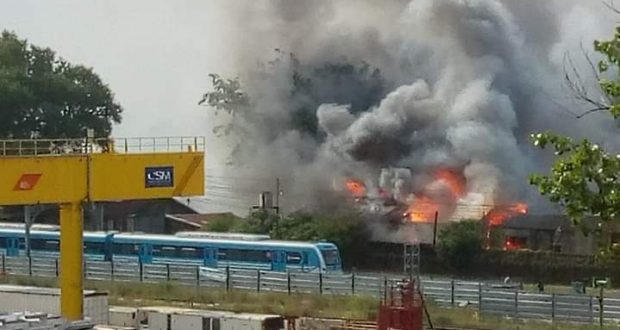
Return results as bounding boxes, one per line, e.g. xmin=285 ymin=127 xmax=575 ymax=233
xmin=209 ymin=0 xmax=618 ymax=217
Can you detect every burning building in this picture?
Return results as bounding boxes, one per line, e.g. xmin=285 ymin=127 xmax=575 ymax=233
xmin=202 ymin=0 xmax=617 ymax=243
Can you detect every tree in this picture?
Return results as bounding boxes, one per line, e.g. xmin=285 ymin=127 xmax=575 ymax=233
xmin=199 ymin=51 xmax=385 ymax=140
xmin=0 ymin=31 xmax=122 ymax=139
xmin=530 ymin=26 xmax=620 ymax=235
xmin=209 ymin=209 xmax=370 ymax=269
xmin=242 ymin=210 xmax=281 ymax=236
xmin=437 ymin=220 xmax=484 ymax=271
xmin=276 ymin=211 xmax=370 ymax=267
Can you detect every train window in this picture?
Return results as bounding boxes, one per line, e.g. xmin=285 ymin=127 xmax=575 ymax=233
xmin=321 ymin=249 xmax=339 ymax=265
xmin=84 ymin=242 xmax=104 ymax=254
xmin=247 ymin=250 xmax=270 ymax=263
xmin=218 ymin=249 xmax=270 ymax=263
xmin=159 ymin=246 xmax=177 ymax=257
xmin=112 ymin=243 xmax=136 ymax=255
xmin=30 ymin=239 xmax=47 ymax=251
xmin=286 ymin=252 xmax=302 ymax=264
xmin=179 ymin=247 xmax=201 ymax=258
xmin=0 ymin=238 xmax=5 ymax=248
xmin=45 ymin=240 xmax=59 ymax=251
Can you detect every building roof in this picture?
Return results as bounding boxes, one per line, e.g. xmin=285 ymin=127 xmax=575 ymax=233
xmin=164 ymin=214 xmax=203 ymax=229
xmin=502 ymin=215 xmax=571 ymax=231
xmin=501 ymin=214 xmax=605 ymax=232
xmin=165 ymin=212 xmax=239 ymax=229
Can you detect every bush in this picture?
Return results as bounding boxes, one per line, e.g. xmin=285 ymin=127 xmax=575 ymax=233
xmin=216 ymin=210 xmax=370 ymax=269
xmin=204 ymin=213 xmax=245 ymax=232
xmin=437 ymin=220 xmax=483 ymax=271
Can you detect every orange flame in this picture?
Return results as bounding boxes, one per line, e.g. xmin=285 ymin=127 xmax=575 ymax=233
xmin=485 ymin=202 xmax=528 ymax=226
xmin=433 ymin=169 xmax=465 ymax=199
xmin=405 ymin=196 xmax=438 ymax=223
xmin=404 ymin=169 xmax=465 ymax=223
xmin=345 ymin=179 xmax=366 ymax=198
xmin=504 ymin=237 xmax=525 ymax=251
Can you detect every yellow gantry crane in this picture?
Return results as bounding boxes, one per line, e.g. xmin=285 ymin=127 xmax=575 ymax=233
xmin=0 ymin=136 xmax=205 ymax=321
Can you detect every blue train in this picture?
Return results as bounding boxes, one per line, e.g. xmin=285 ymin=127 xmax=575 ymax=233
xmin=0 ymin=228 xmax=342 ymax=273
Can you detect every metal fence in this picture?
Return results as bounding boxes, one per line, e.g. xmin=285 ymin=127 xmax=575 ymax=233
xmin=422 ymin=278 xmax=620 ymax=324
xmin=2 ymin=256 xmax=620 ymax=325
xmin=0 ymin=136 xmax=205 ymax=156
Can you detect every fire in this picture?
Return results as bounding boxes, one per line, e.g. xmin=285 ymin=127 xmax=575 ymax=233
xmin=404 ymin=168 xmax=466 ymax=223
xmin=504 ymin=237 xmax=526 ymax=251
xmin=433 ymin=169 xmax=465 ymax=199
xmin=344 ymin=179 xmax=366 ymax=198
xmin=485 ymin=202 xmax=528 ymax=226
xmin=405 ymin=196 xmax=438 ymax=222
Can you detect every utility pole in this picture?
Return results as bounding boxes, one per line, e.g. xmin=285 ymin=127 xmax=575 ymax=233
xmin=275 ymin=178 xmax=280 ymax=214
xmin=24 ymin=205 xmax=43 ymax=258
xmin=432 ymin=211 xmax=439 ymax=248
xmin=25 ymin=205 xmax=32 ymax=258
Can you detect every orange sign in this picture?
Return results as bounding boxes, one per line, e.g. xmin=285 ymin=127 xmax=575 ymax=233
xmin=14 ymin=174 xmax=42 ymax=191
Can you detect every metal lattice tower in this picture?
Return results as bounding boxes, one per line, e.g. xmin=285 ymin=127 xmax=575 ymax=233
xmin=403 ymin=243 xmax=420 ymax=281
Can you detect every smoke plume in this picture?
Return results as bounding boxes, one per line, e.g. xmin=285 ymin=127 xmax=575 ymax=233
xmin=206 ymin=0 xmax=619 ymax=220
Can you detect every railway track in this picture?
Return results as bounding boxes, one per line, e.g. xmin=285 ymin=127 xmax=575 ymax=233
xmin=328 ymin=320 xmax=491 ymax=330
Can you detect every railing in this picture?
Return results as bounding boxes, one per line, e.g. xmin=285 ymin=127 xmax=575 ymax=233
xmin=2 ymin=255 xmax=620 ymax=325
xmin=0 ymin=137 xmax=205 ymax=156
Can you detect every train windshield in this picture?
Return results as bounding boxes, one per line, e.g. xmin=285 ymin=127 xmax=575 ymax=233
xmin=321 ymin=249 xmax=340 ymax=265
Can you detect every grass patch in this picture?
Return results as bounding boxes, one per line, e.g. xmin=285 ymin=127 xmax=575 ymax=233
xmin=101 ymin=281 xmax=378 ymax=319
xmin=426 ymin=304 xmax=618 ymax=330
xmin=0 ymin=275 xmax=377 ymax=320
xmin=1 ymin=275 xmax=618 ymax=329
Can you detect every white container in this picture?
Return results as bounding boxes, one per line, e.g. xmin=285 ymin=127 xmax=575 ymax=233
xmin=139 ymin=306 xmax=285 ymax=330
xmin=173 ymin=310 xmax=284 ymax=330
xmin=0 ymin=312 xmax=64 ymax=330
xmin=0 ymin=284 xmax=108 ymax=325
xmin=138 ymin=306 xmax=193 ymax=330
xmin=94 ymin=326 xmax=136 ymax=330
xmin=171 ymin=310 xmax=232 ymax=330
xmin=148 ymin=312 xmax=169 ymax=330
xmin=220 ymin=313 xmax=284 ymax=330
xmin=108 ymin=306 xmax=139 ymax=328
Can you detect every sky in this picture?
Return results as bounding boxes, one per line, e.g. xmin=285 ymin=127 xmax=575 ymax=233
xmin=1 ymin=0 xmax=232 ymax=142
xmin=0 ymin=0 xmax=241 ymax=212
xmin=1 ymin=0 xmax=617 ymax=216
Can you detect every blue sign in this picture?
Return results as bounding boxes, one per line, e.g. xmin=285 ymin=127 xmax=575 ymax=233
xmin=145 ymin=166 xmax=174 ymax=188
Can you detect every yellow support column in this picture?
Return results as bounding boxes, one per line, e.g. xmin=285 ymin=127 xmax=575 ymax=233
xmin=59 ymin=202 xmax=83 ymax=321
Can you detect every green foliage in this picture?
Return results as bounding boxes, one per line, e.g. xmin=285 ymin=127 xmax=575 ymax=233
xmin=530 ymin=25 xmax=620 ymax=238
xmin=209 ymin=209 xmax=370 ymax=268
xmin=203 ymin=213 xmax=245 ymax=232
xmin=242 ymin=210 xmax=281 ymax=235
xmin=594 ymin=27 xmax=620 ymax=119
xmin=437 ymin=220 xmax=484 ymax=271
xmin=0 ymin=31 xmax=122 ymax=139
xmin=200 ymin=53 xmax=385 ymax=139
xmin=530 ymin=133 xmax=619 ymax=224
xmin=275 ymin=211 xmax=370 ymax=267
xmin=198 ymin=73 xmax=249 ymax=116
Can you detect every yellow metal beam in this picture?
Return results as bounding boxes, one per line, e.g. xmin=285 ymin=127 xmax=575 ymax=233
xmin=0 ymin=137 xmax=205 ymax=322
xmin=88 ymin=152 xmax=204 ymax=201
xmin=59 ymin=202 xmax=83 ymax=321
xmin=0 ymin=156 xmax=87 ymax=205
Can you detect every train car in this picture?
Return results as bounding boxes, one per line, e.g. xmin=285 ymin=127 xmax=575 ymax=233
xmin=0 ymin=229 xmax=342 ymax=273
xmin=0 ymin=228 xmax=114 ymax=261
xmin=174 ymin=231 xmax=270 ymax=241
xmin=0 ymin=222 xmax=60 ymax=231
xmin=111 ymin=232 xmax=341 ymax=273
